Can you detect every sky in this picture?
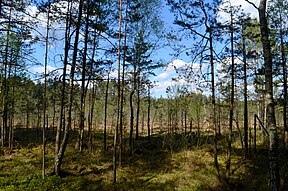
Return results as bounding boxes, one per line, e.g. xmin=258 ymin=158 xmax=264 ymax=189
xmin=28 ymin=0 xmax=260 ymax=98
xmin=148 ymin=0 xmax=259 ymax=97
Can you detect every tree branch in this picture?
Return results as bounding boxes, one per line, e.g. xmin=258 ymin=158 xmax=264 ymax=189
xmin=244 ymin=0 xmax=259 ymax=10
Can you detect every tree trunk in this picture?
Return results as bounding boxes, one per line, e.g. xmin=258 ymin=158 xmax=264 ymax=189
xmin=119 ymin=5 xmax=128 ymax=164
xmin=52 ymin=86 xmax=56 ymax=137
xmin=0 ymin=0 xmax=2 ymax=15
xmin=147 ymin=86 xmax=151 ymax=139
xmin=279 ymin=12 xmax=287 ymax=146
xmin=37 ymin=103 xmax=41 ymax=142
xmin=209 ymin=28 xmax=220 ymax=180
xmin=259 ymin=0 xmax=279 ymax=190
xmin=217 ymin=99 xmax=221 ymax=136
xmin=55 ymin=1 xmax=72 ymax=169
xmin=88 ymin=83 xmax=96 ymax=154
xmin=87 ymin=18 xmax=100 ymax=154
xmin=55 ymin=0 xmax=83 ymax=174
xmin=136 ymin=72 xmax=141 ymax=139
xmin=129 ymin=88 xmax=134 ymax=155
xmin=226 ymin=9 xmax=235 ymax=181
xmin=2 ymin=4 xmax=12 ymax=147
xmin=242 ymin=27 xmax=249 ymax=159
xmin=184 ymin=110 xmax=187 ymax=136
xmin=26 ymin=109 xmax=29 ymax=131
xmin=129 ymin=63 xmax=137 ymax=155
xmin=114 ymin=0 xmax=123 ymax=183
xmin=104 ymin=75 xmax=110 ymax=151
xmin=42 ymin=2 xmax=50 ymax=179
xmin=279 ymin=11 xmax=288 ymax=188
xmin=9 ymin=67 xmax=16 ymax=149
xmin=78 ymin=7 xmax=90 ymax=152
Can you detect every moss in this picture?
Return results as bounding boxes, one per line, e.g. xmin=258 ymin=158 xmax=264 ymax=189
xmin=0 ymin=130 xmax=276 ymax=190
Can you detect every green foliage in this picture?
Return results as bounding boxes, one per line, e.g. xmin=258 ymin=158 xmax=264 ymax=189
xmin=0 ymin=174 xmax=63 ymax=191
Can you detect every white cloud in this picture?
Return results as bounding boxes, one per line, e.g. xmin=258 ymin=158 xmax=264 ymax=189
xmin=217 ymin=0 xmax=260 ymax=22
xmin=158 ymin=71 xmax=169 ymax=79
xmin=150 ymin=59 xmax=214 ymax=97
xmin=157 ymin=60 xmax=186 ymax=79
xmin=170 ymin=59 xmax=187 ymax=68
xmin=31 ymin=65 xmax=58 ymax=74
xmin=109 ymin=69 xmax=118 ymax=79
xmin=151 ymin=59 xmax=195 ymax=97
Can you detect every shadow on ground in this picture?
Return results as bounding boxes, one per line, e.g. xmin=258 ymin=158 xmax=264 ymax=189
xmin=4 ymin=127 xmax=286 ymax=190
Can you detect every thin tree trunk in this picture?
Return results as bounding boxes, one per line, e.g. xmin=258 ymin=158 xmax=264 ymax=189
xmin=129 ymin=65 xmax=137 ymax=155
xmin=136 ymin=72 xmax=140 ymax=139
xmin=217 ymin=99 xmax=221 ymax=136
xmin=9 ymin=67 xmax=16 ymax=149
xmin=42 ymin=2 xmax=50 ymax=179
xmin=37 ymin=103 xmax=41 ymax=141
xmin=79 ymin=7 xmax=90 ymax=152
xmin=226 ymin=8 xmax=235 ymax=181
xmin=147 ymin=86 xmax=151 ymax=139
xmin=129 ymin=86 xmax=134 ymax=155
xmin=114 ymin=0 xmax=123 ymax=183
xmin=87 ymin=14 xmax=100 ymax=154
xmin=184 ymin=109 xmax=187 ymax=136
xmin=0 ymin=0 xmax=2 ymax=16
xmin=119 ymin=3 xmax=128 ymax=165
xmin=55 ymin=1 xmax=72 ymax=170
xmin=88 ymin=83 xmax=96 ymax=154
xmin=242 ymin=27 xmax=249 ymax=159
xmin=55 ymin=0 xmax=83 ymax=174
xmin=26 ymin=110 xmax=29 ymax=131
xmin=104 ymin=74 xmax=110 ymax=151
xmin=52 ymin=87 xmax=56 ymax=137
xmin=2 ymin=4 xmax=12 ymax=147
xmin=209 ymin=29 xmax=220 ymax=180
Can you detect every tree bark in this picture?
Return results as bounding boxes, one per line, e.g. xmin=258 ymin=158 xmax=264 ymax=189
xmin=136 ymin=72 xmax=141 ymax=139
xmin=2 ymin=4 xmax=12 ymax=147
xmin=129 ymin=85 xmax=135 ymax=155
xmin=147 ymin=85 xmax=151 ymax=139
xmin=129 ymin=62 xmax=137 ymax=155
xmin=119 ymin=4 xmax=128 ymax=164
xmin=42 ymin=2 xmax=50 ymax=179
xmin=104 ymin=75 xmax=110 ymax=151
xmin=242 ymin=26 xmax=249 ymax=159
xmin=0 ymin=0 xmax=2 ymax=16
xmin=259 ymin=0 xmax=279 ymax=190
xmin=78 ymin=6 xmax=90 ymax=152
xmin=55 ymin=0 xmax=72 ymax=169
xmin=226 ymin=8 xmax=235 ymax=181
xmin=279 ymin=11 xmax=287 ymax=146
xmin=209 ymin=28 xmax=220 ymax=180
xmin=55 ymin=0 xmax=84 ymax=174
xmin=114 ymin=0 xmax=123 ymax=183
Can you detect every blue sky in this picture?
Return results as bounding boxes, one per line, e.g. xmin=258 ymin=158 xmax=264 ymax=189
xmin=149 ymin=0 xmax=259 ymax=97
xmin=28 ymin=0 xmax=260 ymax=98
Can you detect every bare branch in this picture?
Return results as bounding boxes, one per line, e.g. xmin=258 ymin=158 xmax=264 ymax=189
xmin=244 ymin=0 xmax=259 ymax=10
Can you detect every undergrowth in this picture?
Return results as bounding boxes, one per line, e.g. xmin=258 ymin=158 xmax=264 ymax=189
xmin=0 ymin=128 xmax=279 ymax=190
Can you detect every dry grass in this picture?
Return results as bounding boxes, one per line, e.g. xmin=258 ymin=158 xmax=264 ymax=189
xmin=0 ymin=127 xmax=280 ymax=190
